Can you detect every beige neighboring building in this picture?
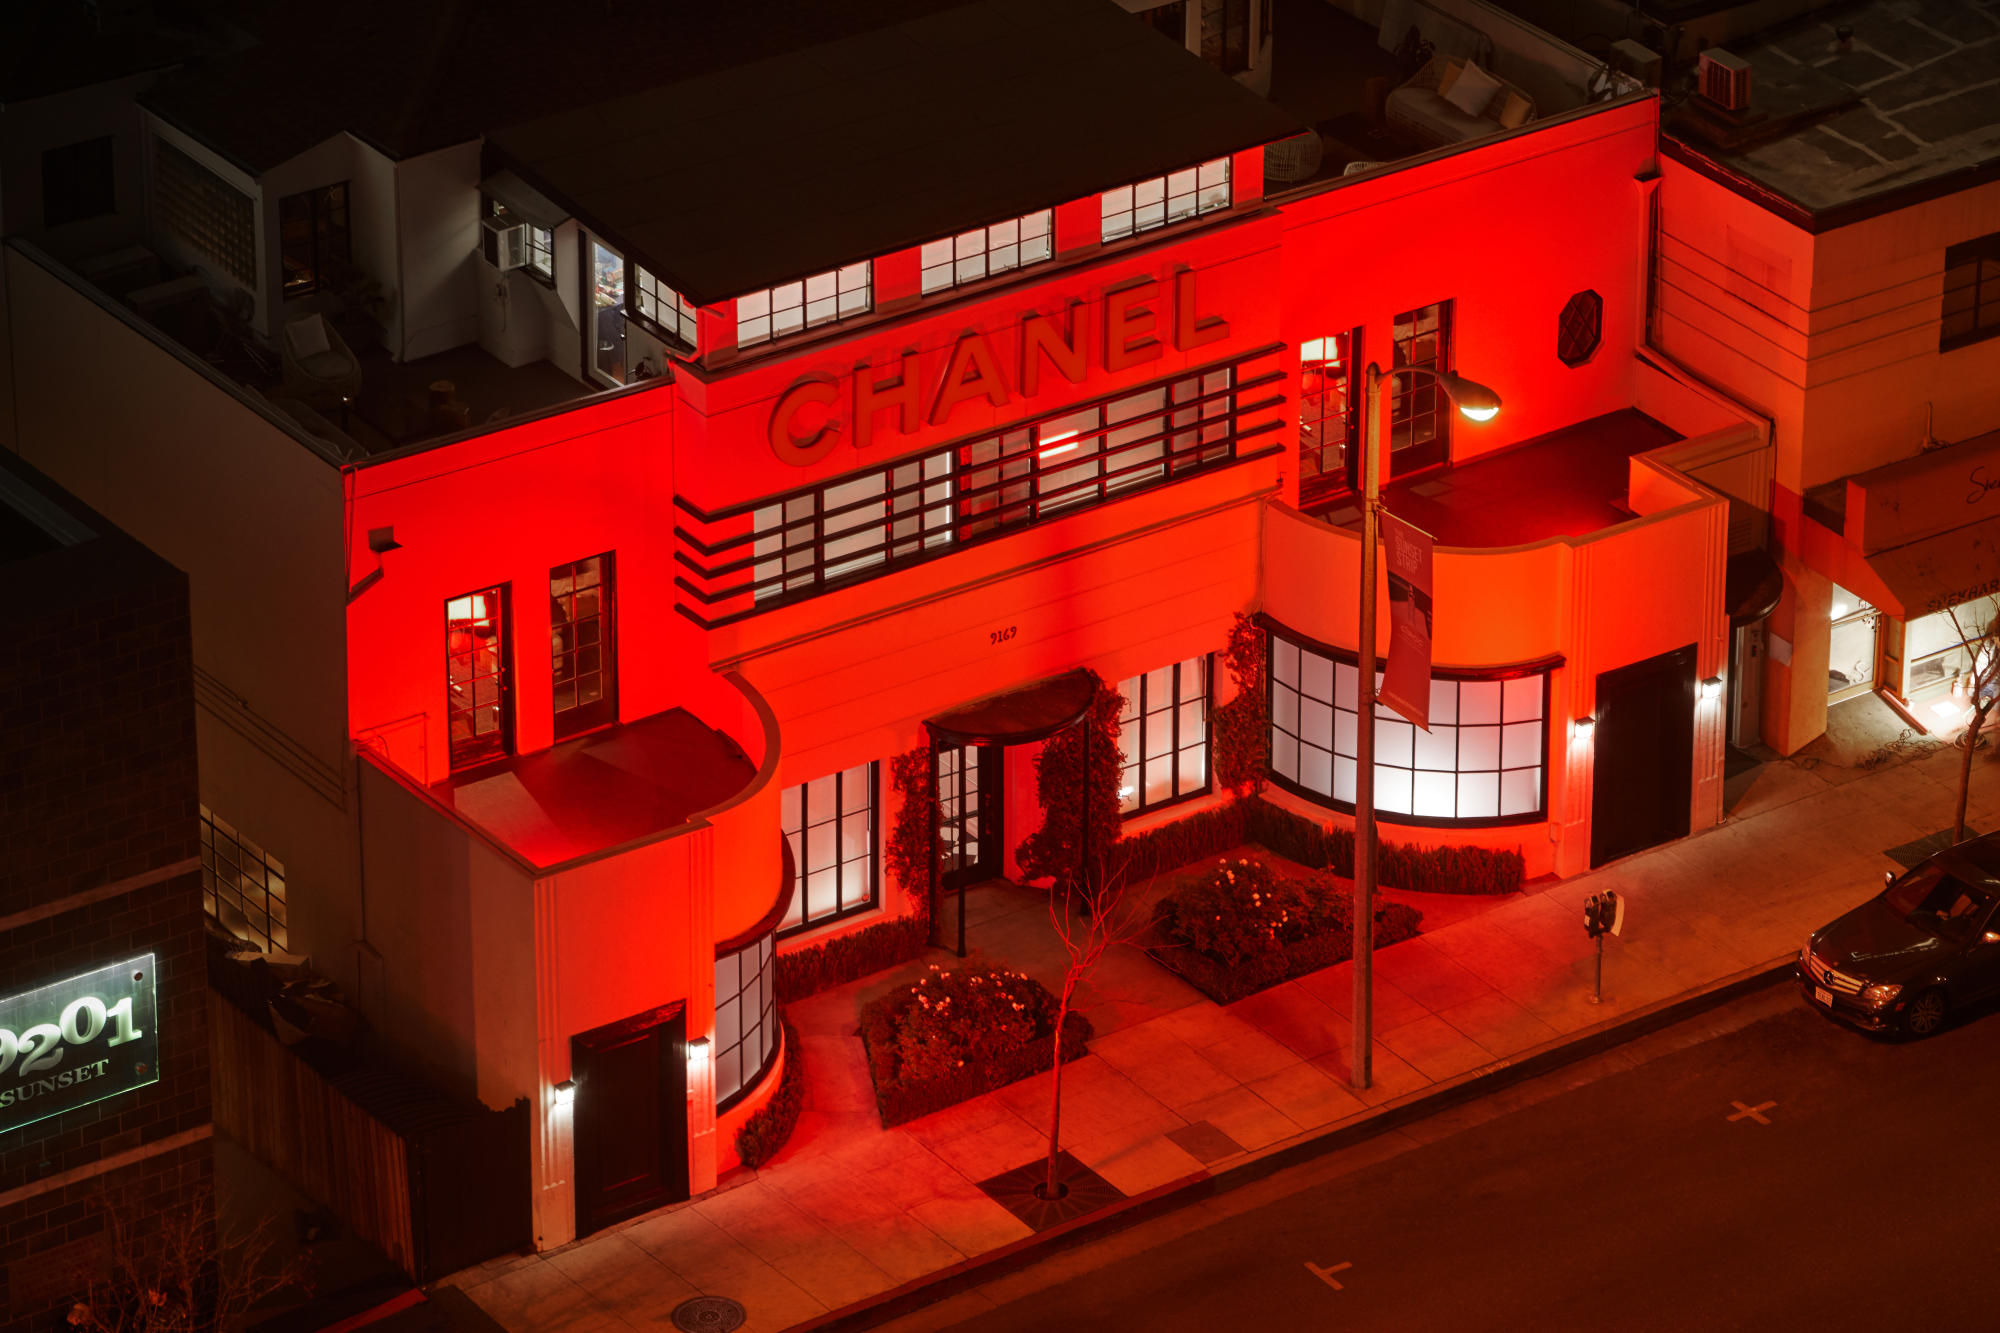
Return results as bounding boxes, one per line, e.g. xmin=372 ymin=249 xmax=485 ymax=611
xmin=1650 ymin=0 xmax=2000 ymax=756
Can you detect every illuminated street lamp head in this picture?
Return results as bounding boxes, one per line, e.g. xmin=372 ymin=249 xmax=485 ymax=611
xmin=1436 ymin=371 xmax=1502 ymax=422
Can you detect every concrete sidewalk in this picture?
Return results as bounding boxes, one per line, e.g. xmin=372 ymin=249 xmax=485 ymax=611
xmin=440 ymin=706 xmax=1994 ymax=1333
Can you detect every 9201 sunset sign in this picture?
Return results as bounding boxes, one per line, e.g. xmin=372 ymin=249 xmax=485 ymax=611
xmin=0 ymin=955 xmax=159 ymax=1134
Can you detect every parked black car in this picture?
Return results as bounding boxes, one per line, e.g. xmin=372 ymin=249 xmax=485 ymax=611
xmin=1799 ymin=833 xmax=2000 ymax=1037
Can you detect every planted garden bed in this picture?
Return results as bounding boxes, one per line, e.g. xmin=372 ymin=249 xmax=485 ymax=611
xmin=1148 ymin=855 xmax=1424 ymax=1005
xmin=859 ymin=964 xmax=1092 ymax=1127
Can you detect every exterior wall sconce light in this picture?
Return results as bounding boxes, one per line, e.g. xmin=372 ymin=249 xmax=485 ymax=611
xmin=1572 ymin=716 xmax=1596 ymax=740
xmin=347 ymin=526 xmax=404 ymax=604
xmin=687 ymin=1037 xmax=712 ymax=1068
xmin=1700 ymin=675 xmax=1724 ymax=701
xmin=552 ymin=1079 xmax=577 ymax=1107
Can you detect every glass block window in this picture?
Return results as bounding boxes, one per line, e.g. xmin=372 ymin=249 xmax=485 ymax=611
xmin=1100 ymin=158 xmax=1231 ymax=243
xmin=153 ymin=139 xmax=254 ymax=286
xmin=201 ymin=805 xmax=288 ymax=952
xmin=737 ymin=263 xmax=871 ymax=346
xmin=920 ymin=210 xmax=1054 ymax=294
xmin=1118 ymin=656 xmax=1211 ymax=815
xmin=550 ymin=554 xmax=613 ymax=739
xmin=1267 ymin=626 xmax=1549 ymax=825
xmin=779 ymin=762 xmax=879 ymax=936
xmin=714 ymin=932 xmax=777 ymax=1109
xmin=634 ymin=265 xmax=699 ymax=348
xmin=1942 ymin=232 xmax=2000 ymax=352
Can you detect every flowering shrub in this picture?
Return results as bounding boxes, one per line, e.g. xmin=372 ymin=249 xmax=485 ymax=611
xmin=1156 ymin=854 xmax=1424 ymax=1002
xmin=1171 ymin=857 xmax=1338 ymax=967
xmin=859 ymin=964 xmax=1089 ymax=1126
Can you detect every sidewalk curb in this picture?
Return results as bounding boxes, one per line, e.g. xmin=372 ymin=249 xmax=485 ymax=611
xmin=796 ymin=954 xmax=1800 ymax=1332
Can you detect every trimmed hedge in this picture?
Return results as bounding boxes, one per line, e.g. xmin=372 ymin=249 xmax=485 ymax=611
xmin=1114 ymin=797 xmax=1524 ymax=896
xmin=1152 ymin=879 xmax=1425 ymax=1005
xmin=860 ymin=980 xmax=1093 ymax=1128
xmin=734 ymin=1016 xmax=806 ymax=1170
xmin=775 ymin=915 xmax=930 ymax=1003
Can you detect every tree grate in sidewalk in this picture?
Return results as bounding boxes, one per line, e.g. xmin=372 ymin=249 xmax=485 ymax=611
xmin=978 ymin=1151 xmax=1125 ymax=1232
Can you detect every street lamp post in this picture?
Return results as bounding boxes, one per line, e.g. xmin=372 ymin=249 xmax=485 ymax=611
xmin=1351 ymin=362 xmax=1500 ymax=1092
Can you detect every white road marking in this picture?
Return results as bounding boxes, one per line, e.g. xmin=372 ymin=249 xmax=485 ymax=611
xmin=1306 ymin=1261 xmax=1353 ymax=1290
xmin=1727 ymin=1100 xmax=1776 ymax=1124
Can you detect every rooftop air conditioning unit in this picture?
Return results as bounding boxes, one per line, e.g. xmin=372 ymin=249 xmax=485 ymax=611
xmin=1698 ymin=48 xmax=1753 ymax=112
xmin=481 ymin=216 xmax=527 ymax=271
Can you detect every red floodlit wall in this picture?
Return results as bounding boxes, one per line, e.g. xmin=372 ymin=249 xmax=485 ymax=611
xmin=1275 ymin=97 xmax=1660 ymax=483
xmin=346 ymin=386 xmax=680 ymax=780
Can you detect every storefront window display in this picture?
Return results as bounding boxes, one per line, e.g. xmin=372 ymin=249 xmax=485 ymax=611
xmin=1901 ymin=594 xmax=2000 ymax=703
xmin=1827 ymin=583 xmax=1876 ymax=701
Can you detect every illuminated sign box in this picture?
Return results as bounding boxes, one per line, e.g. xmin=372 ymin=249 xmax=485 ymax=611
xmin=0 ymin=954 xmax=160 ymax=1135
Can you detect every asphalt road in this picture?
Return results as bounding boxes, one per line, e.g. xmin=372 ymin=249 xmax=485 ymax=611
xmin=912 ymin=985 xmax=2000 ymax=1332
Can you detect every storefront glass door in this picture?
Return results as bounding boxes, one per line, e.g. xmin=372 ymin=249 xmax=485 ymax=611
xmin=587 ymin=238 xmax=628 ymax=387
xmin=938 ymin=744 xmax=1002 ymax=889
xmin=1827 ymin=583 xmax=1877 ymax=702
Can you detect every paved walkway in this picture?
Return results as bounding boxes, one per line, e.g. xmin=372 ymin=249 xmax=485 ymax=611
xmin=440 ymin=700 xmax=1993 ymax=1333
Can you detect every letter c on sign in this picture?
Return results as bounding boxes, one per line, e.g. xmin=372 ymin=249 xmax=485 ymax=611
xmin=769 ymin=377 xmax=841 ymax=467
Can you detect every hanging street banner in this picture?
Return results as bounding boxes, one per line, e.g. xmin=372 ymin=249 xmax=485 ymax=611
xmin=1380 ymin=511 xmax=1435 ymax=730
xmin=0 ymin=955 xmax=159 ymax=1135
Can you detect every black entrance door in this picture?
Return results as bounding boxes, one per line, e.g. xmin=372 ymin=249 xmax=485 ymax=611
xmin=571 ymin=1003 xmax=687 ymax=1238
xmin=939 ymin=744 xmax=1004 ymax=890
xmin=1591 ymin=644 xmax=1696 ymax=868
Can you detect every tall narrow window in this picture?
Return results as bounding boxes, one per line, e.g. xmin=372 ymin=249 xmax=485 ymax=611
xmin=714 ymin=933 xmax=777 ymax=1108
xmin=1119 ymin=656 xmax=1212 ymax=815
xmin=200 ymin=806 xmax=287 ymax=953
xmin=1390 ymin=301 xmax=1451 ymax=475
xmin=779 ymin=763 xmax=879 ymax=936
xmin=1299 ymin=330 xmax=1359 ymax=504
xmin=1942 ymin=232 xmax=2000 ymax=352
xmin=279 ymin=182 xmax=351 ymax=299
xmin=447 ymin=585 xmax=510 ymax=770
xmin=551 ymin=555 xmax=614 ymax=739
xmin=1201 ymin=0 xmax=1251 ymax=73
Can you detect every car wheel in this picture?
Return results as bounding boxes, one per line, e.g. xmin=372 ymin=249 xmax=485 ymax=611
xmin=1903 ymin=988 xmax=1948 ymax=1037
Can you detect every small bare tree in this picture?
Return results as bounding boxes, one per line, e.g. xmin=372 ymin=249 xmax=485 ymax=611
xmin=64 ymin=1190 xmax=310 ymax=1333
xmin=1040 ymin=853 xmax=1156 ymax=1201
xmin=1949 ymin=604 xmax=2000 ymax=842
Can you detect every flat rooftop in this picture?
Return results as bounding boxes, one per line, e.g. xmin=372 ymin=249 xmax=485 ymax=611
xmin=491 ymin=0 xmax=1301 ymax=304
xmin=1663 ymin=0 xmax=2000 ymax=217
xmin=432 ymin=708 xmax=757 ymax=870
xmin=1317 ymin=409 xmax=1680 ymax=547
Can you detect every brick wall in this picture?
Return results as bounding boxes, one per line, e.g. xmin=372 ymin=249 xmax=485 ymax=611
xmin=0 ymin=468 xmax=211 ymax=1333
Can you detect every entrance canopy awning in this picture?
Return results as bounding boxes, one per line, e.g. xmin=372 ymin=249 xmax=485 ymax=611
xmin=1726 ymin=550 xmax=1784 ymax=627
xmin=1845 ymin=517 xmax=2000 ymax=621
xmin=925 ymin=668 xmax=1097 ymax=748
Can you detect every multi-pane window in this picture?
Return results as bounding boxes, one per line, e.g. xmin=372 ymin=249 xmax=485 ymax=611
xmin=1390 ymin=301 xmax=1451 ymax=474
xmin=43 ymin=136 xmax=116 ymax=229
xmin=1201 ymin=0 xmax=1251 ymax=73
xmin=739 ymin=364 xmax=1239 ymax=604
xmin=1942 ymin=232 xmax=2000 ymax=351
xmin=737 ymin=263 xmax=871 ymax=346
xmin=920 ymin=210 xmax=1054 ymax=295
xmin=1298 ymin=331 xmax=1357 ymax=502
xmin=1267 ymin=627 xmax=1548 ymax=825
xmin=446 ymin=585 xmax=509 ymax=770
xmin=779 ymin=764 xmax=879 ymax=936
xmin=1119 ymin=656 xmax=1212 ymax=816
xmin=153 ymin=139 xmax=254 ymax=285
xmin=201 ymin=805 xmax=288 ymax=953
xmin=487 ymin=198 xmax=553 ymax=283
xmin=551 ymin=554 xmax=613 ymax=739
xmin=1100 ymin=158 xmax=1231 ymax=243
xmin=634 ymin=265 xmax=699 ymax=348
xmin=714 ymin=933 xmax=777 ymax=1108
xmin=279 ymin=183 xmax=351 ymax=299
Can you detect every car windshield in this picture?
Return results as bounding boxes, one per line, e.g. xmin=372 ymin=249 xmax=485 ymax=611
xmin=1886 ymin=865 xmax=1994 ymax=942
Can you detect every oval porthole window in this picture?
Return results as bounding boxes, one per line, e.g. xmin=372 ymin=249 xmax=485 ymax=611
xmin=1557 ymin=290 xmax=1603 ymax=367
